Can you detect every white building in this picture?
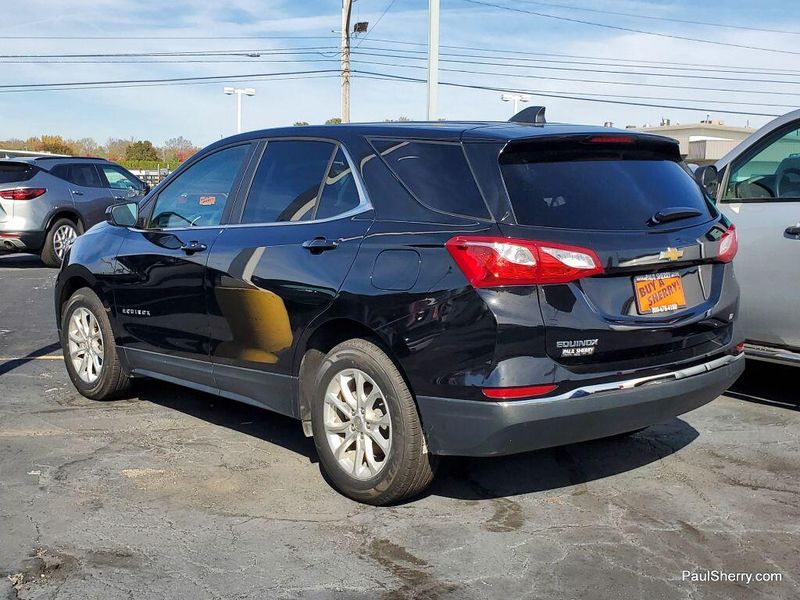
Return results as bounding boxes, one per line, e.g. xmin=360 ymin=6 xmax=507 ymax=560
xmin=631 ymin=120 xmax=755 ymax=161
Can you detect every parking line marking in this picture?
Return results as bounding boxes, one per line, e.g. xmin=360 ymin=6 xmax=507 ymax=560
xmin=0 ymin=355 xmax=64 ymax=361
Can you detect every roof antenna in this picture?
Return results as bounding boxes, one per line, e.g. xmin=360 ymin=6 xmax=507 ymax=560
xmin=509 ymin=106 xmax=546 ymax=125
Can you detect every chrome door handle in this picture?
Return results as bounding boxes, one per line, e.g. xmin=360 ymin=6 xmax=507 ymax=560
xmin=180 ymin=241 xmax=207 ymax=255
xmin=71 ymin=189 xmax=83 ymax=196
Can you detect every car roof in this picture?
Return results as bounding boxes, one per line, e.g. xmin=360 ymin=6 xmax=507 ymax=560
xmin=216 ymin=120 xmax=677 ymax=145
xmin=0 ymin=156 xmax=112 ymax=168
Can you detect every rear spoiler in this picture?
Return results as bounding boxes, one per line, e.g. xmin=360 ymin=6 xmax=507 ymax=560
xmin=500 ymin=133 xmax=682 ymax=163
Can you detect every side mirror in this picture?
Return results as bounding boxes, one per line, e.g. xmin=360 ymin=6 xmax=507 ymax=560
xmin=694 ymin=165 xmax=719 ymax=200
xmin=106 ymin=201 xmax=138 ymax=227
xmin=143 ymin=182 xmax=151 ymax=194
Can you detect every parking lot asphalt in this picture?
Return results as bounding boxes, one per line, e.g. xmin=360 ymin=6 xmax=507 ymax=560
xmin=0 ymin=252 xmax=798 ymax=600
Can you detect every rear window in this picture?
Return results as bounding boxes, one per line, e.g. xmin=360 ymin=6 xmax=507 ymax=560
xmin=0 ymin=162 xmax=36 ymax=184
xmin=500 ymin=145 xmax=713 ymax=230
xmin=370 ymin=139 xmax=490 ymax=219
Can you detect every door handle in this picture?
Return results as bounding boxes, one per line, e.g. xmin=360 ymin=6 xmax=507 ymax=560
xmin=180 ymin=241 xmax=207 ymax=255
xmin=302 ymin=237 xmax=339 ymax=252
xmin=71 ymin=189 xmax=83 ymax=196
xmin=785 ymin=225 xmax=800 ymax=236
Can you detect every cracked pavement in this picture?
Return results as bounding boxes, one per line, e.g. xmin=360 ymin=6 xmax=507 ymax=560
xmin=1 ymin=253 xmax=798 ymax=599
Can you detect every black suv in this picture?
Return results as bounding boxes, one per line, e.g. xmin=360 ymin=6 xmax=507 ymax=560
xmin=55 ymin=113 xmax=743 ymax=504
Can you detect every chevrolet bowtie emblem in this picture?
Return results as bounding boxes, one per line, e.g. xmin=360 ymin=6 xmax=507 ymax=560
xmin=659 ymin=247 xmax=684 ymax=261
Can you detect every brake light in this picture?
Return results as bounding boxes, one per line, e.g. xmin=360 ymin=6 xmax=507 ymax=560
xmin=717 ymin=224 xmax=737 ymax=263
xmin=0 ymin=187 xmax=46 ymax=200
xmin=445 ymin=235 xmax=603 ymax=287
xmin=587 ymin=135 xmax=635 ymax=144
xmin=482 ymin=384 xmax=557 ymax=400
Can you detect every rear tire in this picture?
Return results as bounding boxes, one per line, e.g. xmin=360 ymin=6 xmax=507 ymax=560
xmin=310 ymin=338 xmax=437 ymax=505
xmin=41 ymin=218 xmax=80 ymax=268
xmin=60 ymin=288 xmax=131 ymax=400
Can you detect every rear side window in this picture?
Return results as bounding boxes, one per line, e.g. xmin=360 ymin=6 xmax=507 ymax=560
xmin=0 ymin=162 xmax=36 ymax=184
xmin=241 ymin=140 xmax=335 ymax=224
xmin=370 ymin=139 xmax=490 ymax=219
xmin=315 ymin=148 xmax=361 ymax=220
xmin=51 ymin=164 xmax=103 ymax=188
xmin=500 ymin=145 xmax=713 ymax=230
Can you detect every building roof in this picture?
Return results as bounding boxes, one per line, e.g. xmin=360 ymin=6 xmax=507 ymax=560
xmin=638 ymin=123 xmax=755 ymax=135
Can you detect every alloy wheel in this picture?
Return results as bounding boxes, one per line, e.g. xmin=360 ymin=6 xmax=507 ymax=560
xmin=323 ymin=368 xmax=392 ymax=480
xmin=53 ymin=224 xmax=77 ymax=260
xmin=67 ymin=307 xmax=104 ymax=384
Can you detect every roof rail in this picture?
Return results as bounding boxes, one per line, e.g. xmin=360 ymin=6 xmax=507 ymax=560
xmin=509 ymin=106 xmax=546 ymax=125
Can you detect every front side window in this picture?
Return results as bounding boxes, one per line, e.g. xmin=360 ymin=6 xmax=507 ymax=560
xmin=148 ymin=144 xmax=251 ymax=229
xmin=370 ymin=139 xmax=490 ymax=219
xmin=100 ymin=164 xmax=141 ymax=191
xmin=241 ymin=140 xmax=335 ymax=224
xmin=724 ymin=126 xmax=800 ymax=201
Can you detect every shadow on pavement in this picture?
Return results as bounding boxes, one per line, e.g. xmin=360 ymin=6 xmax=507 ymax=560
xmin=0 ymin=342 xmax=63 ymax=376
xmin=133 ymin=379 xmax=318 ymax=460
xmin=726 ymin=359 xmax=800 ymax=411
xmin=427 ymin=418 xmax=697 ymax=501
xmin=0 ymin=253 xmax=46 ymax=269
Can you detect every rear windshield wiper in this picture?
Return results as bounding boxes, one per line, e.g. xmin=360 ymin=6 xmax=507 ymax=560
xmin=649 ymin=207 xmax=703 ymax=226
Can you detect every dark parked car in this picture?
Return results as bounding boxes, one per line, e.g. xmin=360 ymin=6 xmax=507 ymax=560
xmin=55 ymin=111 xmax=744 ymax=504
xmin=0 ymin=156 xmax=147 ymax=266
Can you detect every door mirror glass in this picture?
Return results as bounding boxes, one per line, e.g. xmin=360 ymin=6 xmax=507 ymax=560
xmin=694 ymin=165 xmax=719 ymax=199
xmin=106 ymin=202 xmax=138 ymax=227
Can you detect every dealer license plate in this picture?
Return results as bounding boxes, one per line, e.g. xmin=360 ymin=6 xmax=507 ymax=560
xmin=634 ymin=272 xmax=686 ymax=314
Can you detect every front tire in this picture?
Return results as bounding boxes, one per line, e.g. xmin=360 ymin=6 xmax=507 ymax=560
xmin=60 ymin=288 xmax=131 ymax=400
xmin=310 ymin=339 xmax=437 ymax=505
xmin=41 ymin=218 xmax=79 ymax=268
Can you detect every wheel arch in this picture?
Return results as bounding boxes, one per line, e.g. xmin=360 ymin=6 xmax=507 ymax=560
xmin=295 ymin=316 xmax=412 ymax=437
xmin=46 ymin=208 xmax=85 ymax=234
xmin=55 ymin=265 xmax=101 ymax=326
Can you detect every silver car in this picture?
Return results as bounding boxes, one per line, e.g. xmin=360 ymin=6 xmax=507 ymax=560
xmin=696 ymin=109 xmax=800 ymax=365
xmin=0 ymin=156 xmax=147 ymax=266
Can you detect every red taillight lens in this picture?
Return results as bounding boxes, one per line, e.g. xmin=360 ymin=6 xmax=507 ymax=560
xmin=0 ymin=187 xmax=46 ymax=200
xmin=717 ymin=224 xmax=737 ymax=263
xmin=445 ymin=236 xmax=603 ymax=288
xmin=482 ymin=384 xmax=557 ymax=400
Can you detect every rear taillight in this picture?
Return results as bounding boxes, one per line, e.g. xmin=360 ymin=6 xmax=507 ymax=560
xmin=445 ymin=235 xmax=603 ymax=287
xmin=717 ymin=224 xmax=737 ymax=263
xmin=482 ymin=384 xmax=557 ymax=400
xmin=0 ymin=187 xmax=46 ymax=200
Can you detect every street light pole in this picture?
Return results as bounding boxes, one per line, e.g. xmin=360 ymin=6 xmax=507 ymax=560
xmin=224 ymin=87 xmax=256 ymax=134
xmin=426 ymin=0 xmax=439 ymax=120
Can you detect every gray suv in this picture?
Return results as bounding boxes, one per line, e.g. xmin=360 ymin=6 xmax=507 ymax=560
xmin=0 ymin=156 xmax=147 ymax=266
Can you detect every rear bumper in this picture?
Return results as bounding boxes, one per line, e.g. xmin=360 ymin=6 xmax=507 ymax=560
xmin=0 ymin=231 xmax=45 ymax=252
xmin=417 ymin=353 xmax=744 ymax=456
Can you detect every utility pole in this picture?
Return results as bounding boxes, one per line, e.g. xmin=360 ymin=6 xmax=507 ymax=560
xmin=341 ymin=0 xmax=353 ymax=123
xmin=426 ymin=0 xmax=440 ymax=120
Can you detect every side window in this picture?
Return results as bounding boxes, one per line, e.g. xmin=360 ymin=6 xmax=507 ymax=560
xmin=100 ymin=164 xmax=141 ymax=191
xmin=240 ymin=140 xmax=335 ymax=224
xmin=52 ymin=163 xmax=103 ymax=188
xmin=315 ymin=147 xmax=361 ymax=220
xmin=148 ymin=144 xmax=250 ymax=229
xmin=370 ymin=139 xmax=490 ymax=219
xmin=724 ymin=126 xmax=800 ymax=201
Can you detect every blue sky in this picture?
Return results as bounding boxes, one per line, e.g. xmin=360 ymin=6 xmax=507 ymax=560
xmin=1 ymin=0 xmax=798 ymax=147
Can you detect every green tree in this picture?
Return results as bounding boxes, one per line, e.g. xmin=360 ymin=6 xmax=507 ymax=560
xmin=293 ymin=121 xmax=309 ymax=127
xmin=125 ymin=140 xmax=159 ymax=161
xmin=325 ymin=117 xmax=342 ymax=125
xmin=35 ymin=135 xmax=74 ymax=155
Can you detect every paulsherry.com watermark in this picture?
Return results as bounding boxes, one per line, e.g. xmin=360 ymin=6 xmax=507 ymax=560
xmin=682 ymin=570 xmax=783 ymax=585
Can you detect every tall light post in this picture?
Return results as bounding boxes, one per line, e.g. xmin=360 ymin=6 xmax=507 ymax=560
xmin=501 ymin=93 xmax=530 ymax=115
xmin=224 ymin=87 xmax=256 ymax=133
xmin=427 ymin=0 xmax=440 ymax=120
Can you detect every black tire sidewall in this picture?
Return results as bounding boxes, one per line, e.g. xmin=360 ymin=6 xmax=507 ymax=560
xmin=60 ymin=289 xmax=118 ymax=399
xmin=310 ymin=343 xmax=413 ymax=501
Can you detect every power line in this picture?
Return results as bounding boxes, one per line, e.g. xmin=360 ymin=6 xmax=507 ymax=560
xmin=353 ymin=70 xmax=781 ymax=117
xmin=461 ymin=0 xmax=800 ymax=57
xmin=0 ymin=47 xmax=340 ymax=59
xmin=508 ymin=0 xmax=800 ymax=36
xmin=355 ymin=0 xmax=400 ymax=47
